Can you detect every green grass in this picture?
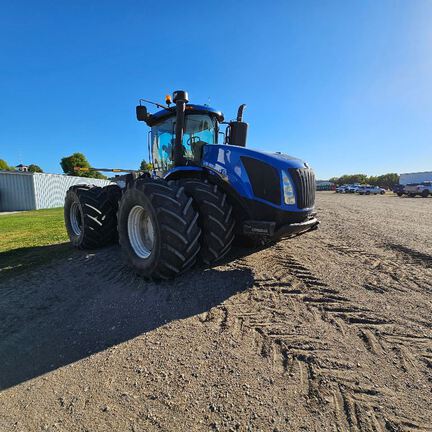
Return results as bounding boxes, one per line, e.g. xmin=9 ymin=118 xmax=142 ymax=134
xmin=0 ymin=208 xmax=73 ymax=280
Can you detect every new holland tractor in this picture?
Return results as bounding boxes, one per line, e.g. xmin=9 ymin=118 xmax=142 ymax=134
xmin=64 ymin=90 xmax=319 ymax=279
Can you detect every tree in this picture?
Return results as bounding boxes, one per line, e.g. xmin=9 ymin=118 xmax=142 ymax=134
xmin=140 ymin=159 xmax=152 ymax=171
xmin=342 ymin=174 xmax=368 ymax=185
xmin=28 ymin=164 xmax=43 ymax=173
xmin=328 ymin=172 xmax=400 ymax=189
xmin=368 ymin=175 xmax=378 ymax=186
xmin=60 ymin=152 xmax=90 ymax=175
xmin=331 ymin=174 xmax=368 ymax=186
xmin=376 ymin=173 xmax=399 ymax=189
xmin=88 ymin=170 xmax=107 ymax=179
xmin=0 ymin=159 xmax=9 ymax=170
xmin=60 ymin=152 xmax=107 ymax=179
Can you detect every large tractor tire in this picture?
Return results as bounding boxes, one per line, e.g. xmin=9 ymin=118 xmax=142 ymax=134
xmin=64 ymin=184 xmax=121 ymax=249
xmin=176 ymin=179 xmax=235 ymax=265
xmin=117 ymin=179 xmax=201 ymax=279
xmin=421 ymin=190 xmax=430 ymax=198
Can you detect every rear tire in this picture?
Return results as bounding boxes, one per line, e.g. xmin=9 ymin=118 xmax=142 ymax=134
xmin=64 ymin=184 xmax=121 ymax=249
xmin=397 ymin=193 xmax=403 ymax=197
xmin=176 ymin=179 xmax=235 ymax=265
xmin=117 ymin=179 xmax=201 ymax=279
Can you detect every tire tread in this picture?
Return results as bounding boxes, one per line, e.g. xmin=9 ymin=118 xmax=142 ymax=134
xmin=177 ymin=179 xmax=235 ymax=265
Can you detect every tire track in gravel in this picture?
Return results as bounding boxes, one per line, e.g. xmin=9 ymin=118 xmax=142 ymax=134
xmin=316 ymin=237 xmax=432 ymax=376
xmin=324 ymin=239 xmax=432 ymax=296
xmin=385 ymin=243 xmax=432 ymax=268
xmin=204 ymin=243 xmax=432 ymax=431
xmin=268 ymin=245 xmax=392 ymax=329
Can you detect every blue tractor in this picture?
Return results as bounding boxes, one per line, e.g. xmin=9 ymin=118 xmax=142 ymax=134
xmin=64 ymin=90 xmax=319 ymax=279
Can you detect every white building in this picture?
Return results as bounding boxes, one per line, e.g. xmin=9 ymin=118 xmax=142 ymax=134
xmin=0 ymin=171 xmax=111 ymax=211
xmin=399 ymin=171 xmax=432 ymax=185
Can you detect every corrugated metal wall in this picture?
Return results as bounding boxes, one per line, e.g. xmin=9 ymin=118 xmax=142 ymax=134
xmin=399 ymin=172 xmax=432 ymax=185
xmin=33 ymin=174 xmax=111 ymax=209
xmin=0 ymin=172 xmax=112 ymax=211
xmin=0 ymin=172 xmax=36 ymax=211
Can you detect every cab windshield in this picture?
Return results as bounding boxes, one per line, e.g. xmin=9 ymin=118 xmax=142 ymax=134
xmin=151 ymin=114 xmax=217 ymax=172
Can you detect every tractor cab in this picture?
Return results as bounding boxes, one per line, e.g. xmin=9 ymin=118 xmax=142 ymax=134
xmin=147 ymin=105 xmax=222 ymax=172
xmin=136 ymin=91 xmax=248 ymax=174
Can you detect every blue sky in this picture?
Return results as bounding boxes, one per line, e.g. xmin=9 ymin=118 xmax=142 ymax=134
xmin=1 ymin=0 xmax=431 ymax=179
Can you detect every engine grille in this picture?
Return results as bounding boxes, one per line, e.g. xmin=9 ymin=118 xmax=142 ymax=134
xmin=241 ymin=156 xmax=281 ymax=205
xmin=289 ymin=168 xmax=316 ymax=209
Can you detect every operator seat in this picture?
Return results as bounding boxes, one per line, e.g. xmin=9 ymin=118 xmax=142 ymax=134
xmin=191 ymin=140 xmax=207 ymax=162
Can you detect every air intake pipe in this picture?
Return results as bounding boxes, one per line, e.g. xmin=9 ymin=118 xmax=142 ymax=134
xmin=226 ymin=104 xmax=248 ymax=147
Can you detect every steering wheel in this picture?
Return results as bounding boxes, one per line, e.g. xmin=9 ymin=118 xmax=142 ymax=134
xmin=187 ymin=136 xmax=201 ymax=146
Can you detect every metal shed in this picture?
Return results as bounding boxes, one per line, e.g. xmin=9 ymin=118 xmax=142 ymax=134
xmin=0 ymin=171 xmax=112 ymax=211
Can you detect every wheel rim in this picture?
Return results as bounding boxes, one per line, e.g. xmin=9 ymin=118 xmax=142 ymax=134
xmin=70 ymin=202 xmax=83 ymax=236
xmin=127 ymin=205 xmax=155 ymax=259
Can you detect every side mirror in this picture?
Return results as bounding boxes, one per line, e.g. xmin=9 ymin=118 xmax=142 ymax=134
xmin=136 ymin=105 xmax=149 ymax=122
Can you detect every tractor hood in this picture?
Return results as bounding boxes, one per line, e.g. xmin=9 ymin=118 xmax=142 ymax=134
xmin=202 ymin=145 xmax=309 ymax=176
xmin=226 ymin=146 xmax=309 ymax=170
xmin=265 ymin=151 xmax=309 ymax=168
xmin=201 ymin=144 xmax=315 ymax=211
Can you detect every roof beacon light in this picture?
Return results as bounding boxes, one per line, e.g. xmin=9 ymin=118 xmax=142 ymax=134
xmin=165 ymin=94 xmax=172 ymax=106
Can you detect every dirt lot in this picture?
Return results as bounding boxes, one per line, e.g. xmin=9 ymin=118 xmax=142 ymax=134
xmin=0 ymin=192 xmax=431 ymax=432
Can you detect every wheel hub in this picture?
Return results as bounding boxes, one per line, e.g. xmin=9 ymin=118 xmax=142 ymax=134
xmin=70 ymin=202 xmax=83 ymax=236
xmin=127 ymin=205 xmax=155 ymax=259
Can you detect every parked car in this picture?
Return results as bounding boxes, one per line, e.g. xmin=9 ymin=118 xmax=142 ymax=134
xmin=404 ymin=181 xmax=431 ymax=198
xmin=335 ymin=185 xmax=348 ymax=193
xmin=356 ymin=185 xmax=385 ymax=195
xmin=356 ymin=186 xmax=367 ymax=195
xmin=346 ymin=184 xmax=361 ymax=193
xmin=392 ymin=184 xmax=406 ymax=197
xmin=336 ymin=184 xmax=361 ymax=193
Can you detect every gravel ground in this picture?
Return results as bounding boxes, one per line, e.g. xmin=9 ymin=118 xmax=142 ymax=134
xmin=0 ymin=192 xmax=431 ymax=432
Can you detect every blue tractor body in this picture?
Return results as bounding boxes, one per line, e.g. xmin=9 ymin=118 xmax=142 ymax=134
xmin=138 ymin=94 xmax=318 ymax=240
xmin=165 ymin=144 xmax=317 ymax=239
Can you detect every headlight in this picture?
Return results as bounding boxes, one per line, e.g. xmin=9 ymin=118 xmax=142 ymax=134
xmin=282 ymin=171 xmax=296 ymax=205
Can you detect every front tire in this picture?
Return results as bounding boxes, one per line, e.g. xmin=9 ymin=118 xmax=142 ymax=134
xmin=64 ymin=184 xmax=121 ymax=249
xmin=421 ymin=190 xmax=430 ymax=198
xmin=117 ymin=179 xmax=201 ymax=279
xmin=177 ymin=179 xmax=235 ymax=265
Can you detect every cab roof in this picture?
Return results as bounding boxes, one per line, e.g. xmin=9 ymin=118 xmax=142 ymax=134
xmin=146 ymin=104 xmax=224 ymax=126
